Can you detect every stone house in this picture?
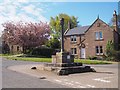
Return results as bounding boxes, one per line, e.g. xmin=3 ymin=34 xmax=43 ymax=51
xmin=64 ymin=10 xmax=120 ymax=59
xmin=8 ymin=44 xmax=23 ymax=54
xmin=2 ymin=40 xmax=23 ymax=54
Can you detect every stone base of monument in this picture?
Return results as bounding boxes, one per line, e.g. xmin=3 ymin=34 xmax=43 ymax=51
xmin=43 ymin=63 xmax=95 ymax=75
xmin=42 ymin=52 xmax=95 ymax=75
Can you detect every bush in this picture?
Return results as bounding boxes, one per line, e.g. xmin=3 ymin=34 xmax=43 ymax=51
xmin=105 ymin=50 xmax=120 ymax=62
xmin=30 ymin=47 xmax=55 ymax=58
xmin=45 ymin=37 xmax=60 ymax=49
xmin=88 ymin=56 xmax=97 ymax=60
xmin=114 ymin=51 xmax=120 ymax=61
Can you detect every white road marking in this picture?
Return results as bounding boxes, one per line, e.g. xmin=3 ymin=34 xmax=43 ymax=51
xmin=54 ymin=79 xmax=95 ymax=88
xmin=55 ymin=79 xmax=62 ymax=83
xmin=65 ymin=82 xmax=74 ymax=85
xmin=93 ymin=76 xmax=113 ymax=83
xmin=94 ymin=78 xmax=110 ymax=83
xmin=75 ymin=81 xmax=81 ymax=84
xmin=75 ymin=85 xmax=86 ymax=88
xmin=87 ymin=84 xmax=95 ymax=88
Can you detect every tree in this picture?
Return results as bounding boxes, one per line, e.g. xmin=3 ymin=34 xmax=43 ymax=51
xmin=106 ymin=40 xmax=120 ymax=61
xmin=106 ymin=40 xmax=115 ymax=57
xmin=48 ymin=13 xmax=79 ymax=49
xmin=50 ymin=14 xmax=78 ymax=39
xmin=2 ymin=41 xmax=10 ymax=54
xmin=2 ymin=21 xmax=50 ymax=53
xmin=118 ymin=14 xmax=120 ymax=33
xmin=46 ymin=37 xmax=60 ymax=49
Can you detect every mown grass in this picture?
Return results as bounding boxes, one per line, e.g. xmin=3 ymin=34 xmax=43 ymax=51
xmin=5 ymin=56 xmax=51 ymax=62
xmin=3 ymin=55 xmax=113 ymax=64
xmin=74 ymin=59 xmax=112 ymax=64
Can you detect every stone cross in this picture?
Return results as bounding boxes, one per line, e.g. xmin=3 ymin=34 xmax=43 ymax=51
xmin=60 ymin=18 xmax=64 ymax=53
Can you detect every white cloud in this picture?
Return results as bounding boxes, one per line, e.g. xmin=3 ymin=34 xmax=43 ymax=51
xmin=0 ymin=0 xmax=48 ymax=36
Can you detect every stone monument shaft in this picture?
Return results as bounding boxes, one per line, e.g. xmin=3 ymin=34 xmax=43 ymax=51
xmin=60 ymin=18 xmax=64 ymax=53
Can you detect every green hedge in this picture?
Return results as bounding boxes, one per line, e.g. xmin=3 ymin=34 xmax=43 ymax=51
xmin=31 ymin=47 xmax=55 ymax=58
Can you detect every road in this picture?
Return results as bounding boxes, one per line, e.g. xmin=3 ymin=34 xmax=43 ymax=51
xmin=1 ymin=57 xmax=119 ymax=88
xmin=2 ymin=57 xmax=67 ymax=88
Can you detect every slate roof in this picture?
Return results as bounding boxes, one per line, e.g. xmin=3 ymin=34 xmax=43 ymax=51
xmin=65 ymin=25 xmax=90 ymax=36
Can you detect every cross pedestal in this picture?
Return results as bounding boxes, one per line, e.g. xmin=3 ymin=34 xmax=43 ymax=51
xmin=52 ymin=52 xmax=74 ymax=65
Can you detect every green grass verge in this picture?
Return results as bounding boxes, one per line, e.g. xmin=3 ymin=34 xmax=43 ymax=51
xmin=74 ymin=59 xmax=112 ymax=64
xmin=5 ymin=56 xmax=51 ymax=62
xmin=0 ymin=54 xmax=13 ymax=56
xmin=3 ymin=55 xmax=113 ymax=64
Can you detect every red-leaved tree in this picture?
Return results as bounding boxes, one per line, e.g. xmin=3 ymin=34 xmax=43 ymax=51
xmin=2 ymin=21 xmax=50 ymax=53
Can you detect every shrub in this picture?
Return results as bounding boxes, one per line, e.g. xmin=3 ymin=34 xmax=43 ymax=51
xmin=31 ymin=47 xmax=55 ymax=58
xmin=106 ymin=40 xmax=120 ymax=61
xmin=114 ymin=51 xmax=120 ymax=61
xmin=88 ymin=56 xmax=97 ymax=60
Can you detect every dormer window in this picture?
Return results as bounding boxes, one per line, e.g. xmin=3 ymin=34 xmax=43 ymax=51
xmin=70 ymin=36 xmax=76 ymax=42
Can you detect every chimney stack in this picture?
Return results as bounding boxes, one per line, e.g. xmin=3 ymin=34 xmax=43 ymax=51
xmin=113 ymin=10 xmax=118 ymax=32
xmin=67 ymin=21 xmax=71 ymax=30
xmin=64 ymin=21 xmax=71 ymax=35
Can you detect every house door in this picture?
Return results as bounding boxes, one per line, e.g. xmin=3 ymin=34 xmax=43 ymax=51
xmin=81 ymin=48 xmax=85 ymax=59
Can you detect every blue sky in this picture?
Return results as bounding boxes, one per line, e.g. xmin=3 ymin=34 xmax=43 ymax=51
xmin=43 ymin=2 xmax=118 ymax=26
xmin=0 ymin=1 xmax=118 ymax=35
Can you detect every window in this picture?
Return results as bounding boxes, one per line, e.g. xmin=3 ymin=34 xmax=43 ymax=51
xmin=71 ymin=48 xmax=77 ymax=55
xmin=100 ymin=46 xmax=103 ymax=54
xmin=95 ymin=46 xmax=103 ymax=55
xmin=17 ymin=46 xmax=19 ymax=51
xmin=95 ymin=31 xmax=103 ymax=40
xmin=99 ymin=32 xmax=103 ymax=39
xmin=95 ymin=32 xmax=99 ymax=40
xmin=96 ymin=46 xmax=99 ymax=54
xmin=70 ymin=36 xmax=76 ymax=42
xmin=11 ymin=46 xmax=13 ymax=50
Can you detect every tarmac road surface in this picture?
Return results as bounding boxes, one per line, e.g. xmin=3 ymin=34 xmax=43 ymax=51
xmin=2 ymin=57 xmax=67 ymax=88
xmin=1 ymin=57 xmax=119 ymax=88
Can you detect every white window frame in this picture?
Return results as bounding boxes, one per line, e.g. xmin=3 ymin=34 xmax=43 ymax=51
xmin=95 ymin=46 xmax=103 ymax=55
xmin=70 ymin=35 xmax=77 ymax=42
xmin=95 ymin=32 xmax=99 ymax=40
xmin=95 ymin=31 xmax=103 ymax=40
xmin=71 ymin=48 xmax=77 ymax=55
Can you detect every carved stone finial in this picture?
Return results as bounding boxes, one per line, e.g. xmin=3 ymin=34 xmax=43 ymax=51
xmin=97 ymin=15 xmax=99 ymax=19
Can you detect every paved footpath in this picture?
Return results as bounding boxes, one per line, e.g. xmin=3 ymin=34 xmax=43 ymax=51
xmin=2 ymin=57 xmax=119 ymax=88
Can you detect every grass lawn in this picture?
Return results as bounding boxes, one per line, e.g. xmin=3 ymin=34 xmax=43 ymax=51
xmin=4 ymin=56 xmax=51 ymax=62
xmin=0 ymin=54 xmax=13 ymax=56
xmin=74 ymin=59 xmax=112 ymax=64
xmin=1 ymin=54 xmax=114 ymax=64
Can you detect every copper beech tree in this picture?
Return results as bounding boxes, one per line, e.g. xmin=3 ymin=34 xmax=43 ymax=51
xmin=2 ymin=21 xmax=50 ymax=53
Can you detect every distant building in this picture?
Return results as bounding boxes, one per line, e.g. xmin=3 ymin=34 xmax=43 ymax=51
xmin=2 ymin=41 xmax=23 ymax=54
xmin=64 ymin=10 xmax=120 ymax=59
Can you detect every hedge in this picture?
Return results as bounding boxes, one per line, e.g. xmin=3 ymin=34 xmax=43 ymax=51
xmin=31 ymin=47 xmax=55 ymax=58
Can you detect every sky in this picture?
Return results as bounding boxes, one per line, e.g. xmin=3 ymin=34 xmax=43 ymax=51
xmin=0 ymin=0 xmax=118 ymax=36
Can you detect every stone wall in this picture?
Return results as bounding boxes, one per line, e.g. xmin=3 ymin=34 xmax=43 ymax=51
xmin=84 ymin=19 xmax=114 ymax=58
